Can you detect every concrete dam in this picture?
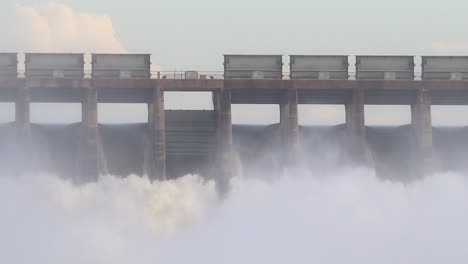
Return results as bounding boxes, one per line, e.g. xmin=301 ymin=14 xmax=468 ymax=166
xmin=1 ymin=53 xmax=468 ymax=182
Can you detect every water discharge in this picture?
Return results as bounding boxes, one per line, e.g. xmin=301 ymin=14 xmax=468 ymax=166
xmin=1 ymin=123 xmax=468 ymax=263
xmin=1 ymin=168 xmax=468 ymax=264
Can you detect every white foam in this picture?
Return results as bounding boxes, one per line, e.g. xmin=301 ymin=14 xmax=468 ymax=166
xmin=1 ymin=168 xmax=468 ymax=264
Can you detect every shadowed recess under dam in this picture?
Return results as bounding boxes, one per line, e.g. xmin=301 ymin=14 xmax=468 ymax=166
xmin=2 ymin=123 xmax=468 ymax=181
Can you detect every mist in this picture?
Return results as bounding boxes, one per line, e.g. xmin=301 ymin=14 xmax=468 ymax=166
xmin=1 ymin=165 xmax=468 ymax=264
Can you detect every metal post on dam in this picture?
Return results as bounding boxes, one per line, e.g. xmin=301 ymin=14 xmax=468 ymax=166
xmin=2 ymin=53 xmax=468 ymax=180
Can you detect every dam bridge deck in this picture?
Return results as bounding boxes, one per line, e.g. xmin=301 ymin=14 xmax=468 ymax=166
xmin=1 ymin=78 xmax=468 ymax=103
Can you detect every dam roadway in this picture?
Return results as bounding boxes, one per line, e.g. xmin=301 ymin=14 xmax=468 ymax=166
xmin=1 ymin=77 xmax=467 ymax=180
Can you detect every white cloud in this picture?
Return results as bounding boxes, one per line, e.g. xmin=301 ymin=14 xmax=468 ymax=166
xmin=10 ymin=2 xmax=126 ymax=53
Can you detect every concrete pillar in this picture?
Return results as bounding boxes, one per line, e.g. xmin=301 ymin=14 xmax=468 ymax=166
xmin=82 ymin=85 xmax=99 ymax=181
xmin=411 ymin=88 xmax=434 ymax=175
xmin=213 ymin=91 xmax=220 ymax=111
xmin=148 ymin=83 xmax=166 ymax=181
xmin=217 ymin=88 xmax=233 ymax=185
xmin=345 ymin=89 xmax=368 ymax=164
xmin=212 ymin=90 xmax=221 ymax=161
xmin=15 ymin=86 xmax=31 ymax=174
xmin=280 ymin=89 xmax=299 ymax=166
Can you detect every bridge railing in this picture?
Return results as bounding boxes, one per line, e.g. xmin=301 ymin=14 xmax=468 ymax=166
xmin=152 ymin=71 xmax=225 ymax=80
xmin=13 ymin=70 xmax=426 ymax=80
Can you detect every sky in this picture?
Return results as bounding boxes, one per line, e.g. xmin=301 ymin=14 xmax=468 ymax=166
xmin=0 ymin=0 xmax=468 ymax=125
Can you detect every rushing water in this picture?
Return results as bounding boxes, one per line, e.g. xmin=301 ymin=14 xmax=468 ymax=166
xmin=1 ymin=169 xmax=468 ymax=263
xmin=1 ymin=123 xmax=468 ymax=263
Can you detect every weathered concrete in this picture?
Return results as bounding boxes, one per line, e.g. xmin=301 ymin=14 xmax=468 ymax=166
xmin=0 ymin=78 xmax=467 ymax=92
xmin=280 ymin=89 xmax=299 ymax=166
xmin=217 ymin=88 xmax=233 ymax=184
xmin=212 ymin=90 xmax=221 ymax=159
xmin=411 ymin=88 xmax=434 ymax=175
xmin=148 ymin=83 xmax=166 ymax=180
xmin=345 ymin=89 xmax=368 ymax=164
xmin=82 ymin=84 xmax=99 ymax=180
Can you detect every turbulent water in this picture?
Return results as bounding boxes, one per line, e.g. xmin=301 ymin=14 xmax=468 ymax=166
xmin=1 ymin=169 xmax=468 ymax=264
xmin=1 ymin=123 xmax=468 ymax=263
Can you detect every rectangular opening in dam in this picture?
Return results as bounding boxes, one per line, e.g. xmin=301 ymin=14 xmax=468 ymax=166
xmin=232 ymin=105 xmax=279 ymax=125
xmin=28 ymin=103 xmax=83 ymax=178
xmin=164 ymin=92 xmax=216 ymax=179
xmin=364 ymin=105 xmax=413 ymax=179
xmin=30 ymin=103 xmax=81 ymax=123
xmin=298 ymin=105 xmax=345 ymax=126
xmin=232 ymin=104 xmax=281 ymax=176
xmin=431 ymin=106 xmax=468 ymax=172
xmin=298 ymin=105 xmax=346 ymax=168
xmin=432 ymin=106 xmax=468 ymax=126
xmin=97 ymin=103 xmax=150 ymax=177
xmin=98 ymin=104 xmax=148 ymax=123
xmin=164 ymin=92 xmax=213 ymax=110
xmin=0 ymin=103 xmax=14 ymax=123
xmin=365 ymin=105 xmax=411 ymax=126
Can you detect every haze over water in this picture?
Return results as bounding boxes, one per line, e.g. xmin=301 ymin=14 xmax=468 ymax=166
xmin=1 ymin=123 xmax=468 ymax=264
xmin=1 ymin=168 xmax=468 ymax=263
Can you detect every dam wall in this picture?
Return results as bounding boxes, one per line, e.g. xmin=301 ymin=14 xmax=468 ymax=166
xmin=2 ymin=53 xmax=468 ymax=181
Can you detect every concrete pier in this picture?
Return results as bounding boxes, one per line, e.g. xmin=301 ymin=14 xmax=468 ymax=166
xmin=82 ymin=84 xmax=99 ymax=180
xmin=411 ymin=88 xmax=434 ymax=175
xmin=345 ymin=89 xmax=367 ymax=164
xmin=217 ymin=88 xmax=233 ymax=183
xmin=15 ymin=85 xmax=31 ymax=174
xmin=280 ymin=89 xmax=299 ymax=166
xmin=148 ymin=83 xmax=166 ymax=181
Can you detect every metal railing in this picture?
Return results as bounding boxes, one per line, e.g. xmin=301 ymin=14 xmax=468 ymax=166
xmin=9 ymin=70 xmax=427 ymax=80
xmin=152 ymin=71 xmax=225 ymax=80
xmin=150 ymin=71 xmax=424 ymax=80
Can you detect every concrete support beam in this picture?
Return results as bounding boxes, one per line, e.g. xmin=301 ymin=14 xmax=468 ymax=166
xmin=212 ymin=91 xmax=220 ymax=124
xmin=15 ymin=86 xmax=31 ymax=174
xmin=82 ymin=85 xmax=99 ymax=181
xmin=345 ymin=89 xmax=368 ymax=164
xmin=411 ymin=88 xmax=434 ymax=175
xmin=148 ymin=83 xmax=166 ymax=181
xmin=216 ymin=88 xmax=233 ymax=185
xmin=280 ymin=89 xmax=299 ymax=166
xmin=212 ymin=90 xmax=221 ymax=160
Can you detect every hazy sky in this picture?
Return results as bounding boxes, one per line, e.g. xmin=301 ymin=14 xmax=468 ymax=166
xmin=0 ymin=0 xmax=467 ymax=125
xmin=2 ymin=0 xmax=468 ymax=69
